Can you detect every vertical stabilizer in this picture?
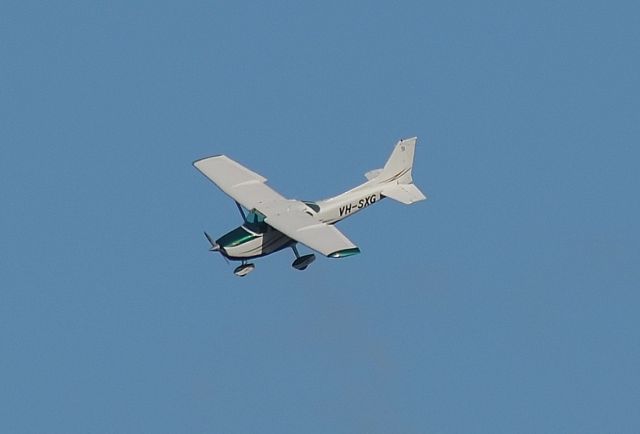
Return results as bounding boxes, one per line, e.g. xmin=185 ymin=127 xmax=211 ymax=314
xmin=375 ymin=137 xmax=427 ymax=204
xmin=378 ymin=137 xmax=417 ymax=184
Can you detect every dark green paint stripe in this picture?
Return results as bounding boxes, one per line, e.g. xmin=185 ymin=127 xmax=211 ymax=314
xmin=328 ymin=247 xmax=361 ymax=258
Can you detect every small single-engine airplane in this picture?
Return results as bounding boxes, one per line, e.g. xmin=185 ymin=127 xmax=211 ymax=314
xmin=194 ymin=137 xmax=427 ymax=276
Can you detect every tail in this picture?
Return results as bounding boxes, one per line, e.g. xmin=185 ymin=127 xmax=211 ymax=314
xmin=366 ymin=137 xmax=427 ymax=204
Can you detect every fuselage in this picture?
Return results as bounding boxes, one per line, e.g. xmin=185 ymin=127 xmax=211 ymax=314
xmin=215 ymin=182 xmax=385 ymax=260
xmin=315 ymin=184 xmax=383 ymax=224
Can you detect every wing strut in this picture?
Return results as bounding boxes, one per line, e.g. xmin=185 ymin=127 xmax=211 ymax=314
xmin=235 ymin=201 xmax=246 ymax=220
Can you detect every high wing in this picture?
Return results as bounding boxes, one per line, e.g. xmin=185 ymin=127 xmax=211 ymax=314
xmin=260 ymin=200 xmax=360 ymax=258
xmin=193 ymin=155 xmax=286 ymax=210
xmin=193 ymin=155 xmax=359 ymax=257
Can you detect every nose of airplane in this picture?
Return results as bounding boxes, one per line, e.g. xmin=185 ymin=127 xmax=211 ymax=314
xmin=204 ymin=232 xmax=222 ymax=252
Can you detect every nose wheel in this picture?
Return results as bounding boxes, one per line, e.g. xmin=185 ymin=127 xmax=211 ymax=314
xmin=291 ymin=245 xmax=315 ymax=271
xmin=234 ymin=261 xmax=255 ymax=277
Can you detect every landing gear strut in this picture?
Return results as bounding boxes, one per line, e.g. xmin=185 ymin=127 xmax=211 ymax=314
xmin=291 ymin=245 xmax=315 ymax=271
xmin=234 ymin=260 xmax=255 ymax=277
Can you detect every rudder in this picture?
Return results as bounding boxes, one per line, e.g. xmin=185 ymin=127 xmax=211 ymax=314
xmin=378 ymin=137 xmax=417 ymax=184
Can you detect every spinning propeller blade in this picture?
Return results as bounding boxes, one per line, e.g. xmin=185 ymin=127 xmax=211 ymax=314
xmin=204 ymin=231 xmax=228 ymax=264
xmin=204 ymin=231 xmax=219 ymax=251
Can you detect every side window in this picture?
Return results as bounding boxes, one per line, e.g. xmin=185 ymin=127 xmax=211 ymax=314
xmin=245 ymin=209 xmax=267 ymax=233
xmin=247 ymin=209 xmax=266 ymax=224
xmin=303 ymin=201 xmax=320 ymax=213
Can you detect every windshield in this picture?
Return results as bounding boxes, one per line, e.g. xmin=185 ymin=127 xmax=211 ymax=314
xmin=244 ymin=209 xmax=268 ymax=233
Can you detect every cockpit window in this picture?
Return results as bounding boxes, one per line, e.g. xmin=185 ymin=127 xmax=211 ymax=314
xmin=303 ymin=201 xmax=320 ymax=213
xmin=244 ymin=209 xmax=268 ymax=233
xmin=246 ymin=209 xmax=266 ymax=224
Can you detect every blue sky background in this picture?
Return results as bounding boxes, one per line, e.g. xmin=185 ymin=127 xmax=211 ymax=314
xmin=2 ymin=1 xmax=639 ymax=433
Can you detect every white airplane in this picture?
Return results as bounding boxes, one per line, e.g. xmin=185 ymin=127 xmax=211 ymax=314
xmin=194 ymin=137 xmax=427 ymax=276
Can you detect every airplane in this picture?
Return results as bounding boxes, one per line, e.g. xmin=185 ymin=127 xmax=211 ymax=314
xmin=194 ymin=137 xmax=427 ymax=276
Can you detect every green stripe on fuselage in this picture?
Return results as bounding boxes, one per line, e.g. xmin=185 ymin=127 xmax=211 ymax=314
xmin=216 ymin=226 xmax=258 ymax=247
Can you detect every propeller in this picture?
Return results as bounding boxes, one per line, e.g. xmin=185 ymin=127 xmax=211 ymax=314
xmin=204 ymin=231 xmax=229 ymax=264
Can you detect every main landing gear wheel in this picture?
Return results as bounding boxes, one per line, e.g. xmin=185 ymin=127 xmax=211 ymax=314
xmin=234 ymin=261 xmax=255 ymax=277
xmin=291 ymin=245 xmax=315 ymax=271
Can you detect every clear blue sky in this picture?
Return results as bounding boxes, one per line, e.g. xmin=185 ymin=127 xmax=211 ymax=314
xmin=2 ymin=1 xmax=639 ymax=433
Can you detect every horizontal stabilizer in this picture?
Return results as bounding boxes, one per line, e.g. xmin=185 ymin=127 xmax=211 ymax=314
xmin=364 ymin=168 xmax=382 ymax=180
xmin=382 ymin=183 xmax=426 ymax=204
